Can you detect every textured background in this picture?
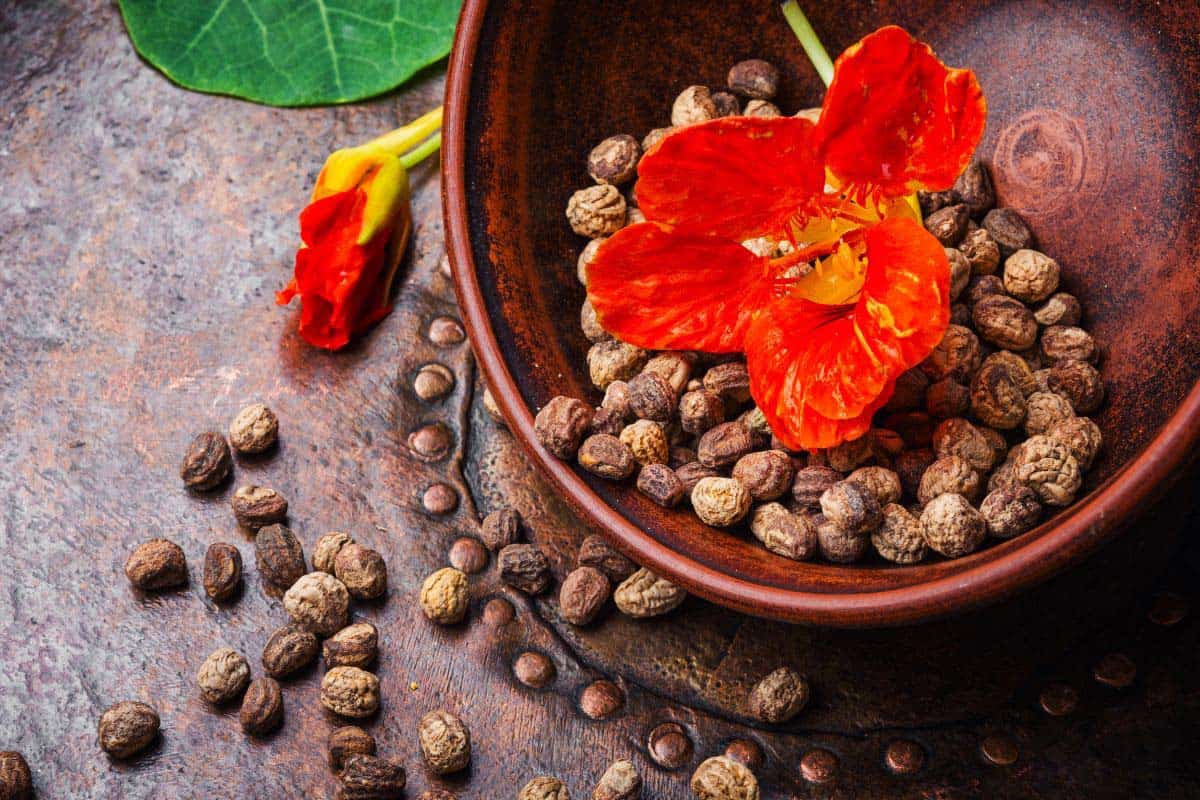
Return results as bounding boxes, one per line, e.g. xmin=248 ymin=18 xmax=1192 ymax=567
xmin=2 ymin=2 xmax=1199 ymax=798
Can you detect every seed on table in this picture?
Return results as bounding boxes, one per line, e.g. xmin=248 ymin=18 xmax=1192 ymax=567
xmin=180 ymin=431 xmax=232 ymax=490
xmin=261 ymin=623 xmax=320 ymax=678
xmin=334 ymin=543 xmax=388 ymax=601
xmin=0 ymin=751 xmax=32 ymax=800
xmin=413 ymin=363 xmax=456 ymax=401
xmin=691 ymin=756 xmax=759 ymax=800
xmin=202 ymin=542 xmax=242 ymax=601
xmin=559 ymin=566 xmax=611 ymax=626
xmin=983 ymin=207 xmax=1033 ymax=257
xmin=567 ymin=184 xmax=627 ymax=238
xmin=340 ymin=755 xmax=406 ymax=800
xmin=743 ymin=99 xmax=781 ymax=117
xmin=228 ymin=403 xmax=278 ymax=454
xmin=952 ymin=156 xmax=995 ymax=217
xmin=593 ymin=758 xmax=641 ymax=800
xmin=328 ymin=725 xmax=376 ymax=774
xmin=321 ymin=667 xmax=380 ymax=718
xmin=254 ymin=524 xmax=306 ymax=592
xmin=1033 ymin=292 xmax=1082 ymax=327
xmin=671 ymin=85 xmax=718 ymax=126
xmin=1003 ymin=249 xmax=1059 ymax=304
xmin=448 ymin=537 xmax=488 ymax=574
xmin=311 ymin=531 xmax=353 ymax=574
xmin=323 ymin=621 xmax=379 ymax=669
xmin=124 ymin=538 xmax=187 ymax=591
xmin=231 ymin=485 xmax=288 ymax=530
xmin=480 ymin=507 xmax=523 ymax=551
xmin=614 ymin=568 xmax=685 ymax=618
xmin=637 ymin=463 xmax=685 ymax=507
xmin=239 ymin=677 xmax=284 ymax=736
xmin=959 ymin=227 xmax=1001 ymax=275
xmin=587 ymin=134 xmax=640 ymax=186
xmin=748 ymin=666 xmax=809 ymax=723
xmin=196 ymin=647 xmax=251 ymax=705
xmin=578 ymin=434 xmax=637 ymax=480
xmin=499 ymin=544 xmax=552 ymax=595
xmin=97 ymin=701 xmax=160 ymax=759
xmin=283 ymin=572 xmax=350 ymax=637
xmin=418 ymin=709 xmax=472 ymax=774
xmin=419 ymin=567 xmax=469 ymax=625
xmin=578 ymin=534 xmax=637 ymax=582
xmin=514 ymin=651 xmax=556 ymax=688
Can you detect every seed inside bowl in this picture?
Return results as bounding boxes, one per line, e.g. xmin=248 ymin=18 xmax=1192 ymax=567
xmin=544 ymin=57 xmax=1104 ymax=566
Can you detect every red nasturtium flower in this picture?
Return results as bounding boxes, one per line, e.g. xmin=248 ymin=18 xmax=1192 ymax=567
xmin=277 ymin=108 xmax=442 ymax=350
xmin=586 ymin=26 xmax=986 ymax=449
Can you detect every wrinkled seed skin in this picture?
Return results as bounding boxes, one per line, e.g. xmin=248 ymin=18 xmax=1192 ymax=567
xmin=196 ymin=647 xmax=251 ymax=705
xmin=328 ymin=726 xmax=376 ymax=773
xmin=202 ymin=542 xmax=242 ymax=601
xmin=312 ymin=531 xmax=353 ymax=574
xmin=180 ymin=431 xmax=232 ymax=490
xmin=97 ymin=701 xmax=160 ymax=759
xmin=593 ymin=759 xmax=641 ymax=800
xmin=420 ymin=567 xmax=469 ymax=624
xmin=240 ymin=677 xmax=284 ymax=736
xmin=518 ymin=776 xmax=570 ymax=800
xmin=230 ymin=485 xmax=288 ymax=530
xmin=418 ymin=710 xmax=471 ymax=775
xmin=124 ymin=538 xmax=188 ymax=591
xmin=691 ymin=756 xmax=760 ymax=800
xmin=480 ymin=508 xmax=523 ymax=551
xmin=0 ymin=751 xmax=32 ymax=800
xmin=321 ymin=667 xmax=381 ymax=719
xmin=614 ymin=568 xmax=685 ymax=618
xmin=578 ymin=535 xmax=637 ymax=582
xmin=323 ymin=622 xmax=379 ymax=669
xmin=637 ymin=463 xmax=685 ymax=507
xmin=748 ymin=666 xmax=809 ymax=723
xmin=334 ymin=543 xmax=388 ymax=600
xmin=340 ymin=755 xmax=407 ymax=800
xmin=261 ymin=623 xmax=320 ymax=678
xmin=228 ymin=403 xmax=278 ymax=454
xmin=283 ymin=572 xmax=350 ymax=637
xmin=534 ymin=396 xmax=594 ymax=458
xmin=498 ymin=544 xmax=552 ymax=595
xmin=559 ymin=566 xmax=611 ymax=626
xmin=254 ymin=524 xmax=306 ymax=591
xmin=578 ymin=434 xmax=637 ymax=480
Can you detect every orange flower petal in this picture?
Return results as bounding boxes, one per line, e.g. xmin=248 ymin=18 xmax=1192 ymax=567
xmin=276 ymin=188 xmax=392 ymax=350
xmin=815 ymin=25 xmax=986 ymax=197
xmin=587 ymin=222 xmax=771 ymax=352
xmin=746 ymin=217 xmax=949 ymax=449
xmin=635 ymin=117 xmax=826 ymax=240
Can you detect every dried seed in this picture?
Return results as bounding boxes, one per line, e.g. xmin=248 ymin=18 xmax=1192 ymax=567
xmin=261 ymin=623 xmax=320 ymax=678
xmin=567 ymin=184 xmax=626 ymax=237
xmin=228 ymin=403 xmax=278 ymax=454
xmin=1003 ymin=249 xmax=1059 ymax=303
xmin=1033 ymin=292 xmax=1082 ymax=327
xmin=973 ymin=294 xmax=1038 ymax=351
xmin=924 ymin=203 xmax=968 ymax=246
xmin=587 ymin=134 xmax=640 ymax=186
xmin=980 ymin=486 xmax=1042 ymax=539
xmin=728 ymin=59 xmax=779 ymax=99
xmin=282 ymin=572 xmax=350 ymax=637
xmin=97 ymin=701 xmax=159 ymax=759
xmin=340 ymin=755 xmax=406 ymax=800
xmin=750 ymin=503 xmax=817 ymax=561
xmin=0 ymin=751 xmax=32 ymax=800
xmin=815 ymin=515 xmax=871 ymax=563
xmin=180 ymin=431 xmax=232 ymax=490
xmin=323 ymin=622 xmax=379 ymax=669
xmin=202 ymin=542 xmax=242 ymax=601
xmin=922 ymin=324 xmax=982 ymax=382
xmin=711 ymin=89 xmax=741 ymax=116
xmin=1046 ymin=359 xmax=1104 ymax=414
xmin=419 ymin=567 xmax=469 ymax=624
xmin=535 ymin=396 xmax=594 ymax=458
xmin=702 ymin=362 xmax=752 ymax=404
xmin=679 ymin=389 xmax=725 ymax=435
xmin=1046 ymin=416 xmax=1102 ymax=470
xmin=1040 ymin=325 xmax=1096 ymax=364
xmin=480 ymin=508 xmax=523 ymax=551
xmin=518 ymin=776 xmax=570 ymax=800
xmin=333 ymin=543 xmax=388 ymax=601
xmin=933 ymin=418 xmax=997 ymax=472
xmin=321 ymin=667 xmax=380 ymax=719
xmin=578 ymin=434 xmax=637 ymax=480
xmin=970 ymin=359 xmax=1028 ymax=430
xmin=254 ymin=524 xmax=306 ymax=592
xmin=642 ymin=351 xmax=696 ymax=395
xmin=627 ymin=372 xmax=676 ymax=422
xmin=676 ymin=461 xmax=721 ymax=495
xmin=312 ymin=531 xmax=354 ymax=574
xmin=691 ymin=476 xmax=752 ymax=527
xmin=952 ymin=156 xmax=995 ymax=217
xmin=845 ymin=466 xmax=902 ymax=507
xmin=895 ymin=449 xmax=936 ymax=499
xmin=958 ymin=227 xmax=1001 ymax=275
xmin=618 ymin=419 xmax=669 ymax=466
xmin=872 ymin=504 xmax=928 ymax=564
xmin=731 ymin=450 xmax=794 ymax=501
xmin=920 ymin=493 xmax=987 ymax=557
xmin=926 ymin=378 xmax=969 ymax=418
xmin=1012 ymin=434 xmax=1081 ymax=506
xmin=197 ymin=647 xmax=251 ymax=705
xmin=578 ymin=535 xmax=637 ymax=582
xmin=819 ymin=481 xmax=881 ymax=535
xmin=742 ymin=99 xmax=780 ymax=117
xmin=593 ymin=759 xmax=642 ymax=800
xmin=124 ymin=538 xmax=187 ymax=591
xmin=982 ymin=208 xmax=1033 ymax=257
xmin=918 ymin=455 xmax=982 ymax=505
xmin=239 ymin=677 xmax=284 ymax=736
xmin=231 ymin=485 xmax=288 ymax=530
xmin=418 ymin=710 xmax=471 ymax=774
xmin=1025 ymin=391 xmax=1075 ymax=437
xmin=671 ymin=85 xmax=719 ymax=126
xmin=697 ymin=422 xmax=755 ymax=469
xmin=328 ymin=726 xmax=376 ymax=774
xmin=791 ymin=466 xmax=842 ymax=509
xmin=614 ymin=568 xmax=685 ymax=618
xmin=748 ymin=666 xmax=809 ymax=723
xmin=637 ymin=463 xmax=685 ymax=507
xmin=499 ymin=544 xmax=552 ymax=595
xmin=559 ymin=566 xmax=611 ymax=626
xmin=691 ymin=756 xmax=759 ymax=800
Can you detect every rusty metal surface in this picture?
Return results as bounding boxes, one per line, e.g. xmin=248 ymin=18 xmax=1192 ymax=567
xmin=2 ymin=2 xmax=1200 ymax=798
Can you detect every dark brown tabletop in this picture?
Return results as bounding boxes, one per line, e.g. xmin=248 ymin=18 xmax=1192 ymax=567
xmin=2 ymin=3 xmax=1199 ymax=798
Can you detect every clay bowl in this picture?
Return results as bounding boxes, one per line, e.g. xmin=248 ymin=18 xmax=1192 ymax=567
xmin=443 ymin=0 xmax=1200 ymax=625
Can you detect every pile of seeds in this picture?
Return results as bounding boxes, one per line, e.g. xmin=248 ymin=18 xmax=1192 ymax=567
xmin=550 ymin=58 xmax=1106 ymax=567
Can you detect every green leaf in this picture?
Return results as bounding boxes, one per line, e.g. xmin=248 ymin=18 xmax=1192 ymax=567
xmin=117 ymin=0 xmax=460 ymax=107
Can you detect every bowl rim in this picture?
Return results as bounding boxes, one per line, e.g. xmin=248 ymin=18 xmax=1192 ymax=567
xmin=441 ymin=0 xmax=1200 ymax=626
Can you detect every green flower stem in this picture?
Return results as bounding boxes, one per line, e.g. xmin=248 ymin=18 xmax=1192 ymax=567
xmin=781 ymin=1 xmax=834 ymax=87
xmin=399 ymin=132 xmax=443 ymax=169
xmin=370 ymin=106 xmax=443 ymax=156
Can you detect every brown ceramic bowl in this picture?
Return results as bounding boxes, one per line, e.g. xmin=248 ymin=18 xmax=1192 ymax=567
xmin=443 ymin=0 xmax=1200 ymax=625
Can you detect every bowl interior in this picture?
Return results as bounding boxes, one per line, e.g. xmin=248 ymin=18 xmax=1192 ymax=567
xmin=448 ymin=0 xmax=1200 ymax=621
